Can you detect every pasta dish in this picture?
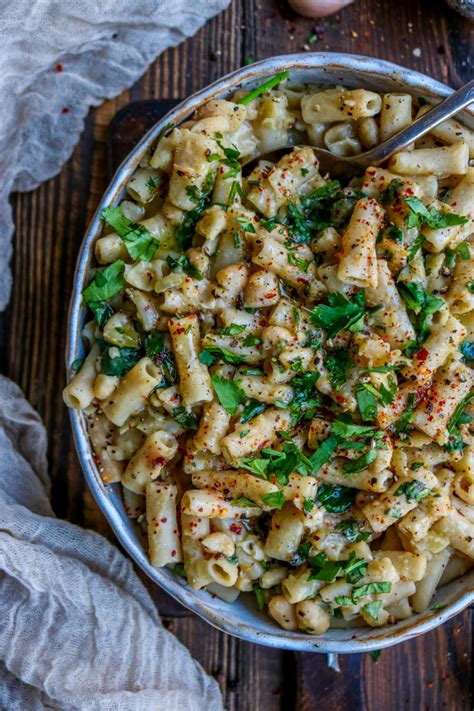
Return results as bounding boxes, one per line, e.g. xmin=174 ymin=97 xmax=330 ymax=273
xmin=64 ymin=74 xmax=474 ymax=634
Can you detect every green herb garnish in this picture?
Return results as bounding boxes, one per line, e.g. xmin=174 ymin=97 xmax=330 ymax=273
xmin=238 ymin=71 xmax=290 ymax=105
xmin=211 ymin=375 xmax=246 ymax=415
xmin=101 ymin=207 xmax=159 ymax=261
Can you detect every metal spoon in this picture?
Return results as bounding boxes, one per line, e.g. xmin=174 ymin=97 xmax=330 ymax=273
xmin=246 ymin=79 xmax=474 ymax=181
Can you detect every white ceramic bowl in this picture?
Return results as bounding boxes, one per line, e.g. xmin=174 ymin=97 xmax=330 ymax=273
xmin=67 ymin=53 xmax=474 ymax=652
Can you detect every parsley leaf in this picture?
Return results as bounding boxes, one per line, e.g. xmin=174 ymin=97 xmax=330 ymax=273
xmin=239 ymin=457 xmax=269 ymax=477
xmin=394 ymin=392 xmax=417 ymax=435
xmin=403 ymin=196 xmax=468 ymax=230
xmin=311 ymin=292 xmax=365 ymax=337
xmin=97 ymin=339 xmax=141 ymax=378
xmin=407 ymin=233 xmax=425 ymax=262
xmin=331 ymin=420 xmax=378 ymax=438
xmin=253 ymin=583 xmax=267 ymax=612
xmin=303 ymin=497 xmax=315 ymax=513
xmin=176 ymin=174 xmax=214 ymax=250
xmin=326 ymin=348 xmax=353 ymax=390
xmin=363 ymin=600 xmax=382 ymax=621
xmin=240 ymin=399 xmax=267 ymax=423
xmin=309 ymin=435 xmax=340 ymax=472
xmin=352 ymin=581 xmax=392 ymax=601
xmin=288 ymin=371 xmax=321 ymax=425
xmin=395 ymin=479 xmax=435 ymax=502
xmin=444 ymin=392 xmax=474 ymax=452
xmin=219 ymin=323 xmax=246 ymax=336
xmin=235 ymin=216 xmax=257 ymax=234
xmin=316 ymin=483 xmax=356 ymax=513
xmin=336 ymin=519 xmax=370 ymax=543
xmin=380 ymin=178 xmax=404 ymax=206
xmin=343 ymin=449 xmax=378 ymax=475
xmin=172 ymin=407 xmax=198 ymax=430
xmin=211 ymin=375 xmax=246 ymax=415
xmin=398 ymin=281 xmax=444 ymax=344
xmin=356 ymin=382 xmax=378 ymax=421
xmin=101 ymin=206 xmax=159 ymax=261
xmin=261 ymin=491 xmax=286 ymax=509
xmin=166 ymin=255 xmax=202 ymax=280
xmin=82 ymin=260 xmax=125 ymax=328
xmin=199 ymin=346 xmax=248 ymax=366
xmin=145 ymin=332 xmax=177 ymax=386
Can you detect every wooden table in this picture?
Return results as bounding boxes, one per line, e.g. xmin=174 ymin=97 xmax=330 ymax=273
xmin=2 ymin=0 xmax=473 ymax=708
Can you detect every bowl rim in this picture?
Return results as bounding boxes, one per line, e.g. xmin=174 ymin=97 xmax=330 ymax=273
xmin=67 ymin=52 xmax=474 ymax=653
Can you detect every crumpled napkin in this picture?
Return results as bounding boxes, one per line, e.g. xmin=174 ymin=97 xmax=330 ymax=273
xmin=0 ymin=375 xmax=224 ymax=710
xmin=0 ymin=0 xmax=229 ymax=310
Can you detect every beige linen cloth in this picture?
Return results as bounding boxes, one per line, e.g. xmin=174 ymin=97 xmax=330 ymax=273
xmin=0 ymin=0 xmax=229 ymax=310
xmin=0 ymin=376 xmax=223 ymax=709
xmin=0 ymin=0 xmax=231 ymax=708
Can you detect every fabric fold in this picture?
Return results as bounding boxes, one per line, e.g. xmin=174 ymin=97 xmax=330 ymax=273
xmin=0 ymin=376 xmax=223 ymax=710
xmin=0 ymin=0 xmax=230 ymax=309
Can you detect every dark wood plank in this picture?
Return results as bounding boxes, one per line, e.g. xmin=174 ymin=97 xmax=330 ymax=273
xmin=1 ymin=0 xmax=473 ymax=709
xmin=297 ymin=609 xmax=472 ymax=711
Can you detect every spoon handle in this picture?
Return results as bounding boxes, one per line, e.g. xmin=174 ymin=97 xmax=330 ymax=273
xmin=362 ymin=79 xmax=474 ymax=166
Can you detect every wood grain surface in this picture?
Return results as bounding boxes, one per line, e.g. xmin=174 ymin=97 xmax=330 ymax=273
xmin=1 ymin=0 xmax=473 ymax=709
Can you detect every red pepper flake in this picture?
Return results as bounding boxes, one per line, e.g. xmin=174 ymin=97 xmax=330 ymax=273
xmin=151 ymin=456 xmax=166 ymax=468
xmin=416 ymin=347 xmax=429 ymax=362
xmin=55 ymin=63 xmax=63 ymax=72
xmin=230 ymin=523 xmax=242 ymax=534
xmin=61 ymin=107 xmax=70 ymax=114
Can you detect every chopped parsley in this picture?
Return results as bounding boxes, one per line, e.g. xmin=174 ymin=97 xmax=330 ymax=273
xmin=97 ymin=340 xmax=141 ymax=378
xmin=363 ymin=600 xmax=383 ymax=621
xmin=101 ymin=206 xmax=159 ymax=261
xmin=172 ymin=407 xmax=198 ymax=430
xmin=287 ymin=371 xmax=321 ymax=425
xmin=240 ymin=399 xmax=267 ymax=423
xmin=309 ymin=434 xmax=340 ymax=473
xmin=240 ymin=438 xmax=313 ymax=485
xmin=145 ymin=332 xmax=177 ymax=386
xmin=395 ymin=479 xmax=435 ymax=502
xmin=166 ymin=254 xmax=202 ymax=280
xmin=310 ymin=291 xmax=365 ymax=337
xmin=235 ymin=216 xmax=257 ymax=234
xmin=261 ymin=491 xmax=286 ymax=509
xmin=253 ymin=583 xmax=267 ymax=611
xmin=211 ymin=375 xmax=246 ymax=415
xmin=218 ymin=323 xmax=246 ymax=336
xmin=208 ymin=138 xmax=241 ymax=180
xmin=82 ymin=260 xmax=125 ymax=328
xmin=176 ymin=173 xmax=214 ymax=250
xmin=199 ymin=346 xmax=248 ymax=366
xmin=352 ymin=581 xmax=392 ymax=601
xmin=316 ymin=483 xmax=357 ymax=513
xmin=356 ymin=382 xmax=378 ymax=421
xmin=326 ymin=348 xmax=353 ymax=390
xmin=336 ymin=519 xmax=370 ymax=543
xmin=444 ymin=392 xmax=474 ymax=452
xmin=398 ymin=281 xmax=444 ymax=345
xmin=308 ymin=551 xmax=367 ymax=583
xmin=393 ymin=392 xmax=417 ymax=435
xmin=403 ymin=196 xmax=468 ymax=230
xmin=343 ymin=449 xmax=378 ymax=475
xmin=303 ymin=497 xmax=315 ymax=513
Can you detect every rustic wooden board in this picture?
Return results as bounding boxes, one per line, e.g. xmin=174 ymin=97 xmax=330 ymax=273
xmin=1 ymin=0 xmax=473 ymax=708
